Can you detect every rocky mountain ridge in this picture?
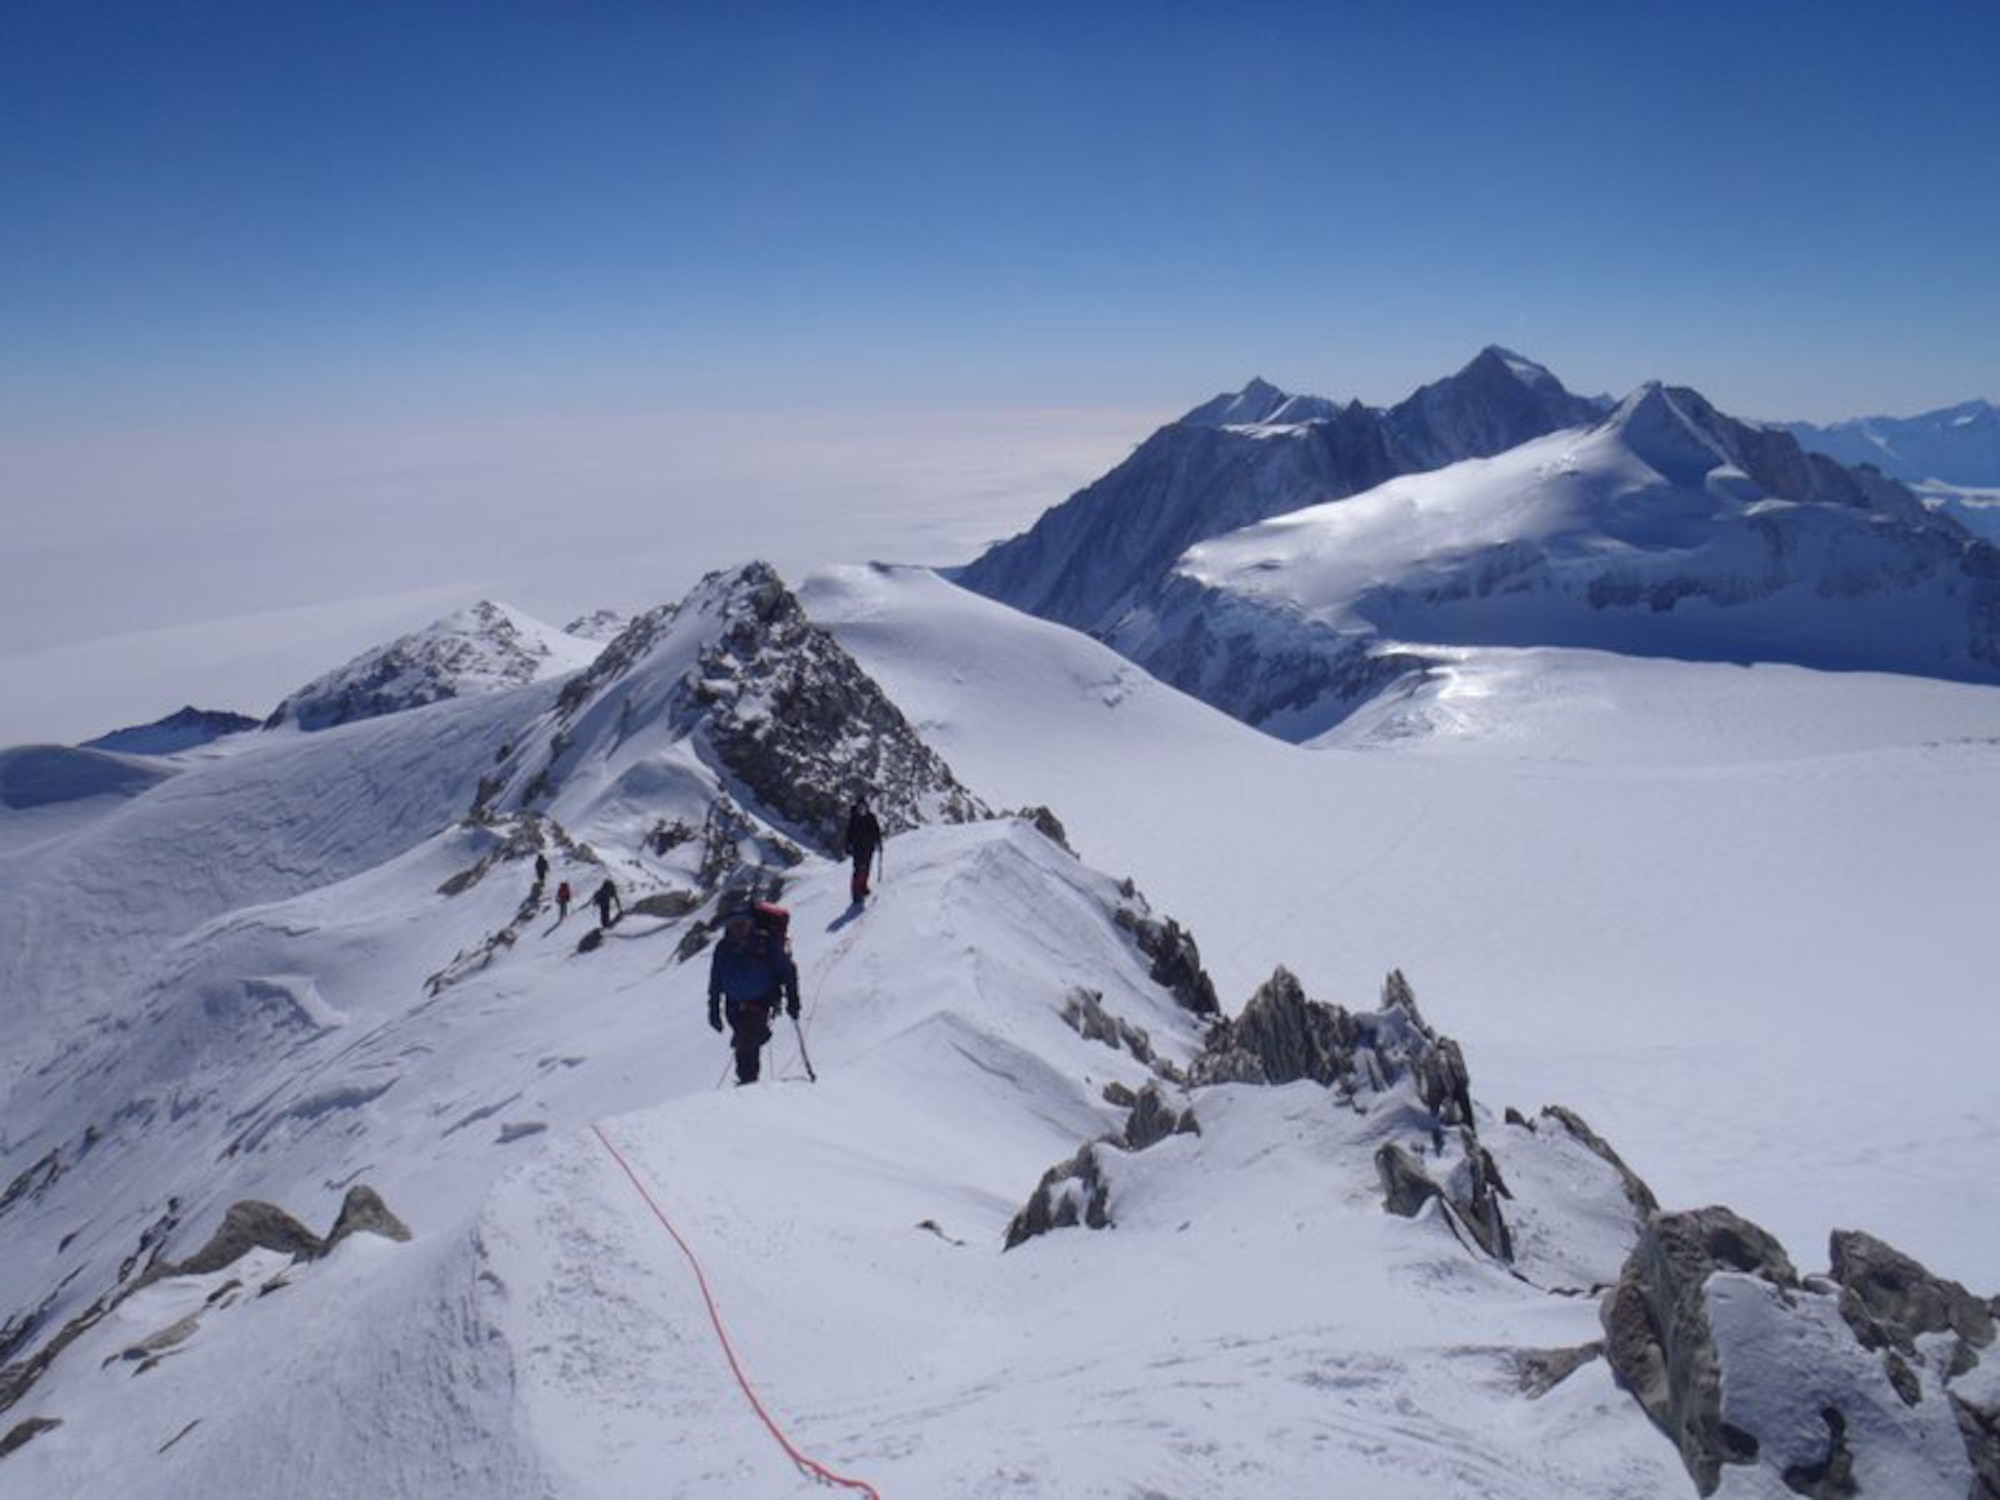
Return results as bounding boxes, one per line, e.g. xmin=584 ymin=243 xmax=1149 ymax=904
xmin=1104 ymin=382 xmax=2000 ymax=738
xmin=264 ymin=599 xmax=602 ymax=733
xmin=954 ymin=345 xmax=1607 ymax=638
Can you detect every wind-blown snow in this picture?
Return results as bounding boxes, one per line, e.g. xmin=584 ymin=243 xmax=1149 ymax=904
xmin=805 ymin=563 xmax=2000 ymax=1289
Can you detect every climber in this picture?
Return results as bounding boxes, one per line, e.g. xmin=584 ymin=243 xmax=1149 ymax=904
xmin=844 ymin=797 xmax=883 ymax=904
xmin=707 ymin=905 xmax=800 ymax=1085
xmin=556 ymin=880 xmax=572 ymax=920
xmin=592 ymin=877 xmax=622 ymax=929
xmin=534 ymin=851 xmax=550 ymax=887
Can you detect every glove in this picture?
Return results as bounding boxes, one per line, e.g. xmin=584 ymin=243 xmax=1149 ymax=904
xmin=708 ymin=1004 xmax=723 ymax=1033
xmin=787 ymin=1002 xmax=801 ymax=1020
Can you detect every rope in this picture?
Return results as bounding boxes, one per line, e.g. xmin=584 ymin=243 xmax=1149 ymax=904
xmin=591 ymin=1124 xmax=884 ymax=1498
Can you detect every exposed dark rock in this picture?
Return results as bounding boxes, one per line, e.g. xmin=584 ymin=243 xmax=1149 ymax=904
xmin=268 ymin=600 xmax=552 ymax=732
xmin=1190 ymin=967 xmax=1354 ymax=1086
xmin=172 ymin=1201 xmax=323 ymax=1275
xmin=1374 ymin=1135 xmax=1512 ymax=1261
xmin=1059 ymin=988 xmax=1159 ymax=1067
xmin=324 ymin=1186 xmax=412 ymax=1253
xmin=1601 ymin=1206 xmax=1799 ymax=1494
xmin=674 ymin=565 xmax=989 ymax=852
xmin=1014 ymin=805 xmax=1073 ymax=854
xmin=1955 ymin=1390 xmax=2000 ymax=1498
xmin=1517 ymin=1342 xmax=1603 ymax=1398
xmin=1192 ymin=967 xmax=1462 ymax=1102
xmin=116 ymin=1313 xmax=201 ymax=1364
xmin=1112 ymin=907 xmax=1219 ymax=1018
xmin=0 ymin=1186 xmax=412 ymax=1421
xmin=0 ymin=1416 xmax=60 ymax=1459
xmin=1376 ymin=1143 xmax=1440 ymax=1219
xmin=0 ymin=1150 xmax=64 ymax=1222
xmin=1003 ymin=1145 xmax=1113 ymax=1250
xmin=627 ymin=889 xmax=699 ymax=921
xmin=1828 ymin=1228 xmax=1995 ymax=1356
xmin=1123 ymin=1084 xmax=1199 ymax=1152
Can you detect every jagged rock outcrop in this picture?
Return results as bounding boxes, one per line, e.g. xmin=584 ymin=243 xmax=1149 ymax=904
xmin=1059 ymin=988 xmax=1161 ymax=1068
xmin=323 ymin=1186 xmax=413 ymax=1254
xmin=1189 ymin=966 xmax=1354 ymax=1087
xmin=1601 ymin=1206 xmax=1797 ymax=1492
xmin=1601 ymin=1208 xmax=1998 ymax=1497
xmin=0 ymin=1185 xmax=410 ymax=1424
xmin=268 ymin=600 xmax=589 ymax=732
xmin=1112 ymin=906 xmax=1219 ymax=1018
xmin=675 ymin=566 xmax=988 ymax=850
xmin=172 ymin=1200 xmax=325 ymax=1275
xmin=1122 ymin=1082 xmax=1199 ymax=1152
xmin=1190 ymin=966 xmax=1455 ymax=1099
xmin=1374 ymin=1136 xmax=1513 ymax=1261
xmin=1830 ymin=1229 xmax=1996 ymax=1366
xmin=1013 ymin=805 xmax=1074 ymax=854
xmin=1003 ymin=1144 xmax=1112 ymax=1250
xmin=513 ymin=564 xmax=989 ymax=856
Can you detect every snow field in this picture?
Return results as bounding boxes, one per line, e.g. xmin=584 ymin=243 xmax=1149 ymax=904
xmin=806 ymin=563 xmax=2000 ymax=1290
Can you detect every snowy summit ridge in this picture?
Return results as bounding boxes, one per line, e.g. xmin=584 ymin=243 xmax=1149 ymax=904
xmin=955 ymin=345 xmax=1611 ymax=637
xmin=4 ymin=352 xmax=2000 ymax=1496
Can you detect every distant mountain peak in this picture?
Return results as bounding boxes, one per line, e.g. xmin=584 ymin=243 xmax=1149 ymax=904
xmin=1602 ymin=382 xmax=1739 ymax=483
xmin=1181 ymin=378 xmax=1341 ymax=429
xmin=266 ymin=599 xmax=601 ymax=733
xmin=81 ymin=705 xmax=259 ymax=756
xmin=1471 ymin=344 xmax=1567 ymax=396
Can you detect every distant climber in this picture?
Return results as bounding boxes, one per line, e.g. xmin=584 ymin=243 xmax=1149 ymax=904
xmin=556 ymin=880 xmax=572 ymax=920
xmin=708 ymin=905 xmax=800 ymax=1085
xmin=844 ymin=798 xmax=883 ymax=904
xmin=534 ymin=852 xmax=550 ymax=886
xmin=592 ymin=878 xmax=622 ymax=929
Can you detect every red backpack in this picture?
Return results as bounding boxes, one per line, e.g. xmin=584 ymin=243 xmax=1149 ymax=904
xmin=752 ymin=901 xmax=791 ymax=953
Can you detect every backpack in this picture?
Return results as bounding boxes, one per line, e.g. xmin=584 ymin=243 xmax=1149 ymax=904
xmin=751 ymin=901 xmax=791 ymax=954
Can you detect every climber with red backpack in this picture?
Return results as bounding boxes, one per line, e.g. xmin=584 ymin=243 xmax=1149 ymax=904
xmin=707 ymin=901 xmax=800 ymax=1085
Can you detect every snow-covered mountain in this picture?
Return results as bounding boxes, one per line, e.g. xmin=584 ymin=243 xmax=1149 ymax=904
xmin=1779 ymin=399 xmax=2000 ymax=487
xmin=263 ymin=599 xmax=605 ymax=732
xmin=954 ymin=346 xmax=1607 ymax=637
xmin=1098 ymin=383 xmax=2000 ymax=739
xmin=5 ymin=550 xmax=1998 ymax=1497
xmin=80 ymin=706 xmax=260 ymax=756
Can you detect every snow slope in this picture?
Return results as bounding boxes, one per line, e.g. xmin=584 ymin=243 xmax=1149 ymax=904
xmin=805 ymin=563 xmax=2000 ymax=1290
xmin=4 ymin=559 xmax=1996 ymax=1498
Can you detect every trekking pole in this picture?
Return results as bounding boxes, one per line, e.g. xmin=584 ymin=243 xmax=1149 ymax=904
xmin=791 ymin=1014 xmax=818 ymax=1083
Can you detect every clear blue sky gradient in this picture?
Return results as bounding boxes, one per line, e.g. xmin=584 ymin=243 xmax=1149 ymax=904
xmin=3 ymin=0 xmax=1997 ymax=427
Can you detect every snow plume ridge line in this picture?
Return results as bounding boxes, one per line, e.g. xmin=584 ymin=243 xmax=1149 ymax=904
xmin=589 ymin=1123 xmax=885 ymax=1498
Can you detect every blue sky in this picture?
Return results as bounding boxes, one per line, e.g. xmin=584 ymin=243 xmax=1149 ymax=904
xmin=4 ymin=0 xmax=1996 ymax=427
xmin=3 ymin=1 xmax=2000 ymax=742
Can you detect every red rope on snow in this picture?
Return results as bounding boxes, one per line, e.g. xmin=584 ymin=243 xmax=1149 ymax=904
xmin=590 ymin=1124 xmax=884 ymax=1498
